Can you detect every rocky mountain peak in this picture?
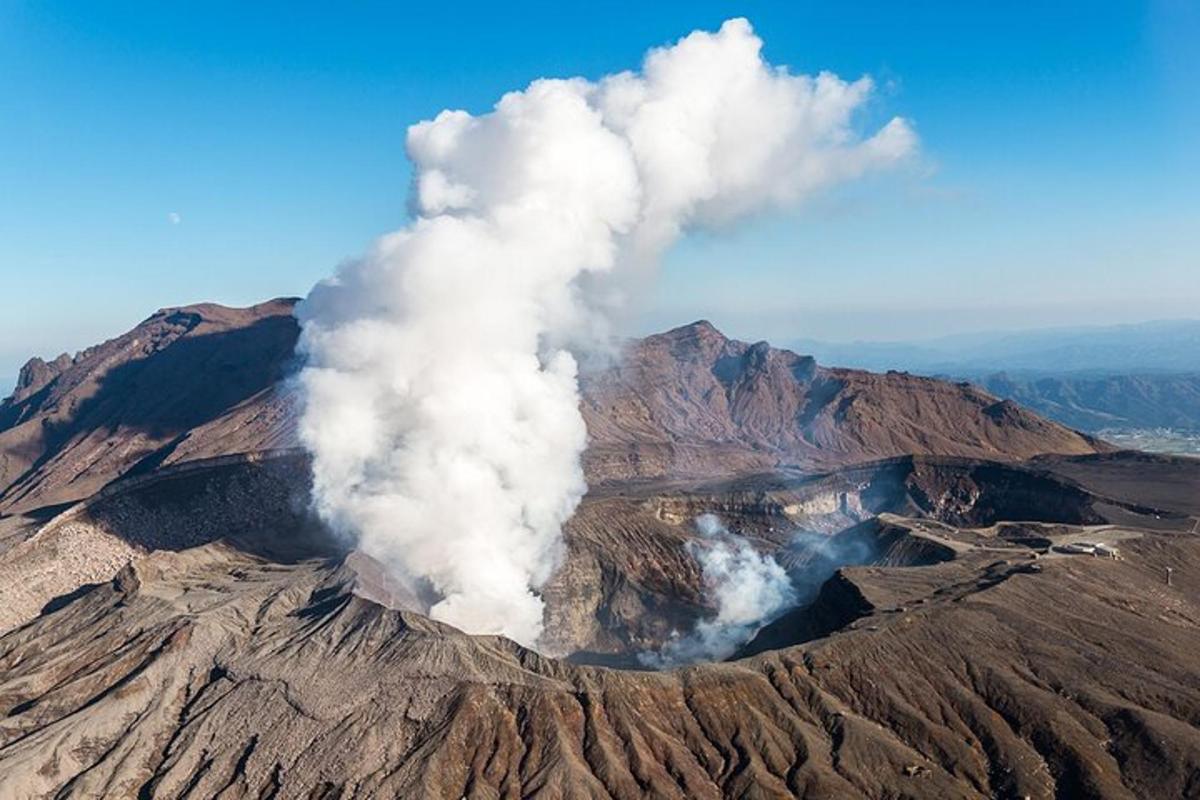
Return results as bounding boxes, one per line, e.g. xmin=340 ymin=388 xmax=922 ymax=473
xmin=0 ymin=299 xmax=1108 ymax=511
xmin=10 ymin=352 xmax=73 ymax=404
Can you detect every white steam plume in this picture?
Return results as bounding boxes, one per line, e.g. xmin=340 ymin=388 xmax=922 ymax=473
xmin=297 ymin=19 xmax=915 ymax=647
xmin=642 ymin=514 xmax=796 ymax=667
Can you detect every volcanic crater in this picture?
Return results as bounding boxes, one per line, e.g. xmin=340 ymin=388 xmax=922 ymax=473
xmin=2 ymin=301 xmax=1198 ymax=799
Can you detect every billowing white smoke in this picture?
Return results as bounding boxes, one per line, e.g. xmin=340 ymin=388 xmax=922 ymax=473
xmin=297 ymin=18 xmax=915 ymax=648
xmin=642 ymin=514 xmax=796 ymax=667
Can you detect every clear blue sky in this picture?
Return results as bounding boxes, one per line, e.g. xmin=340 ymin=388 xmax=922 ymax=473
xmin=2 ymin=1 xmax=1197 ymax=384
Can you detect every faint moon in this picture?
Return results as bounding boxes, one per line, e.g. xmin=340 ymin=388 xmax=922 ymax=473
xmin=167 ymin=212 xmax=182 ymax=225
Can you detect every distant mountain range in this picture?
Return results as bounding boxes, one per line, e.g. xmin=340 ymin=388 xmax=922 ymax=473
xmin=974 ymin=372 xmax=1200 ymax=434
xmin=788 ymin=319 xmax=1200 ymax=437
xmin=789 ymin=318 xmax=1200 ymax=375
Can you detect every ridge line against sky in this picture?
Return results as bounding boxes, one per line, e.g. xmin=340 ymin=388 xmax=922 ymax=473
xmin=1 ymin=1 xmax=1197 ymax=381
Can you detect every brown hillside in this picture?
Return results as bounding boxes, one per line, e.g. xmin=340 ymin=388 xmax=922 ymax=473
xmin=0 ymin=300 xmax=300 ymax=513
xmin=581 ymin=321 xmax=1107 ymax=482
xmin=1 ymin=304 xmax=1106 ymax=513
xmin=1 ymin=452 xmax=1198 ymax=798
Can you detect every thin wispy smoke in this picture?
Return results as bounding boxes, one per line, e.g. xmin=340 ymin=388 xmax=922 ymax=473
xmin=642 ymin=514 xmax=795 ymax=667
xmin=297 ymin=19 xmax=916 ymax=647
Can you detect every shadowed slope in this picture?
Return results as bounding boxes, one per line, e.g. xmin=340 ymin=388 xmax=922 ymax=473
xmin=0 ymin=300 xmax=300 ymax=513
xmin=2 ymin=306 xmax=1108 ymax=514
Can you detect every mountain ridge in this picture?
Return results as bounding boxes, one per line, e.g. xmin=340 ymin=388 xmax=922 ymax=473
xmin=1 ymin=301 xmax=1198 ymax=799
xmin=581 ymin=318 xmax=1106 ymax=482
xmin=1 ymin=300 xmax=1106 ymax=514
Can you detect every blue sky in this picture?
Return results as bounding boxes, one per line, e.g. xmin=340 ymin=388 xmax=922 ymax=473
xmin=1 ymin=1 xmax=1197 ymax=383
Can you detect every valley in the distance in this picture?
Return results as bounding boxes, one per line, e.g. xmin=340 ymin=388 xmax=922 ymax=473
xmin=1098 ymin=427 xmax=1200 ymax=455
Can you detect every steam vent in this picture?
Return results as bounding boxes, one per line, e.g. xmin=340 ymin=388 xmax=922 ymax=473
xmin=5 ymin=10 xmax=1200 ymax=800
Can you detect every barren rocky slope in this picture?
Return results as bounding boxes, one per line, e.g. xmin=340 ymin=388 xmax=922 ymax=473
xmin=580 ymin=321 xmax=1107 ymax=481
xmin=0 ymin=299 xmax=299 ymax=513
xmin=0 ymin=302 xmax=1106 ymax=513
xmin=1 ymin=452 xmax=1198 ymax=799
xmin=3 ymin=300 xmax=1193 ymax=799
